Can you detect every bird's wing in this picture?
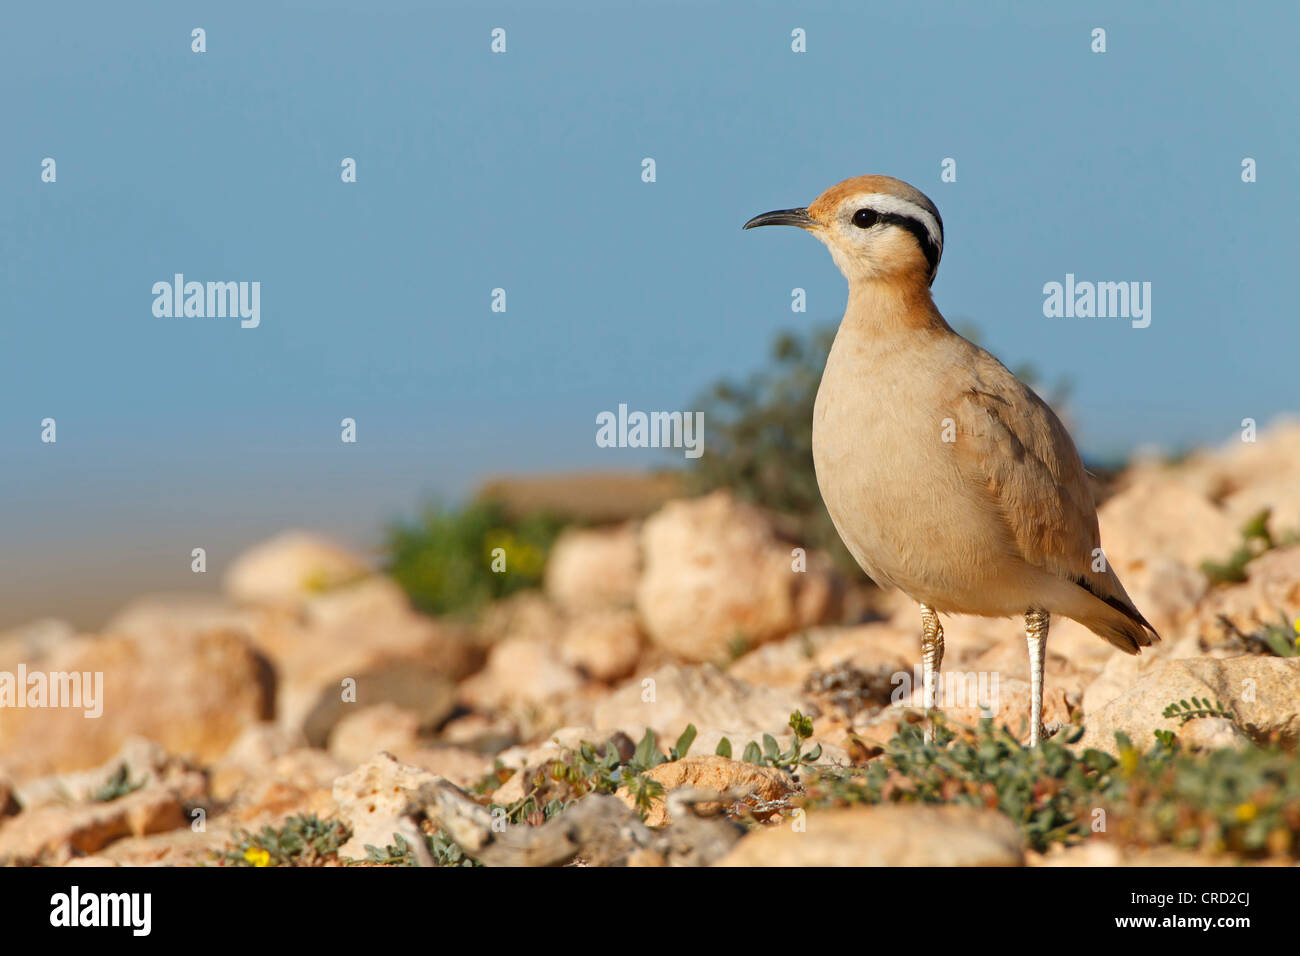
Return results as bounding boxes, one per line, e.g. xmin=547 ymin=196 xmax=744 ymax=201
xmin=947 ymin=347 xmax=1100 ymax=584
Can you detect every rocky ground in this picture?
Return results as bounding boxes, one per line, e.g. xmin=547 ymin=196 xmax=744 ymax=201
xmin=1 ymin=422 xmax=1298 ymax=867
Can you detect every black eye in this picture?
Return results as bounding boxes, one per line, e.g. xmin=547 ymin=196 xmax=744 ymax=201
xmin=852 ymin=208 xmax=880 ymax=229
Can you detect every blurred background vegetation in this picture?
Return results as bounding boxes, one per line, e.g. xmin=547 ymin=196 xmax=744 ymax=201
xmin=383 ymin=500 xmax=566 ymax=617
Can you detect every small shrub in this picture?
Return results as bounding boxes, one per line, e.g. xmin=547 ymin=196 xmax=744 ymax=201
xmin=220 ymin=814 xmax=351 ymax=867
xmin=383 ymin=499 xmax=567 ymax=616
xmin=724 ymin=710 xmax=822 ymax=772
xmin=354 ymin=832 xmax=480 ymax=867
xmin=488 ymin=726 xmax=698 ymax=826
xmin=802 ymin=718 xmax=1300 ymax=860
xmin=1201 ymin=508 xmax=1298 ymax=585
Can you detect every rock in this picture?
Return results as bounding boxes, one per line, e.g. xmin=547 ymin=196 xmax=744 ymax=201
xmin=303 ymin=662 xmax=456 ymax=751
xmin=0 ymin=771 xmax=19 ymax=820
xmin=1080 ymin=635 xmax=1206 ymax=718
xmin=250 ymin=576 xmax=481 ymax=736
xmin=457 ymin=636 xmax=584 ymax=712
xmin=715 ymin=804 xmax=1024 ymax=866
xmin=1194 ymin=545 xmax=1300 ymax=648
xmin=101 ymin=827 xmax=234 ymax=867
xmin=1112 ymin=558 xmax=1207 ymax=639
xmin=327 ymin=703 xmax=423 ymax=767
xmin=331 ymin=752 xmax=450 ymax=860
xmin=14 ymin=737 xmax=176 ymax=811
xmin=213 ymin=723 xmax=308 ymax=767
xmin=559 ymin=610 xmax=643 ymax=682
xmin=1078 ymin=656 xmax=1300 ymax=754
xmin=636 ymin=491 xmax=837 ymax=662
xmin=544 ymin=523 xmax=640 ymax=613
xmin=438 ymin=712 xmax=519 ymax=755
xmin=1099 ymin=476 xmax=1240 ymax=574
xmin=0 ymin=628 xmax=274 ymax=779
xmin=593 ymin=664 xmax=813 ymax=758
xmin=475 ymin=591 xmax=565 ymax=648
xmin=428 ymin=785 xmax=743 ymax=867
xmin=398 ymin=748 xmax=495 ymax=789
xmin=224 ymin=530 xmax=370 ymax=605
xmin=1220 ymin=480 xmax=1300 ymax=547
xmin=966 ymin=634 xmax=1093 ymax=704
xmin=1093 ymin=477 xmax=1240 ymax=638
xmin=218 ymin=751 xmax=345 ymax=828
xmin=1029 ymin=840 xmax=1234 ymax=867
xmin=104 ymin=594 xmax=258 ymax=643
xmin=210 ymin=735 xmax=348 ymax=807
xmin=1186 ymin=419 xmax=1300 ymax=513
xmin=730 ymin=623 xmax=915 ymax=692
xmin=0 ymin=772 xmax=203 ymax=866
xmin=107 ymin=586 xmax=473 ymax=744
xmin=0 ymin=618 xmax=76 ymax=671
xmin=615 ymin=755 xmax=801 ymax=827
xmin=494 ymin=726 xmax=634 ymax=772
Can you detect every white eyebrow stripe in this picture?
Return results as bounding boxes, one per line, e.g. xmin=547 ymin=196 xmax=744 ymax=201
xmin=856 ymin=193 xmax=943 ymax=250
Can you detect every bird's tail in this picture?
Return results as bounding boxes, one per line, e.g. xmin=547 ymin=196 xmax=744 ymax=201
xmin=1066 ymin=574 xmax=1161 ymax=655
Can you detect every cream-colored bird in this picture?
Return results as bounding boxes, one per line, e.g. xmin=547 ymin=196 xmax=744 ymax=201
xmin=744 ymin=174 xmax=1158 ymax=746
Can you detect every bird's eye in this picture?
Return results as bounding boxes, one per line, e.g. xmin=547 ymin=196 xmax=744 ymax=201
xmin=852 ymin=208 xmax=880 ymax=229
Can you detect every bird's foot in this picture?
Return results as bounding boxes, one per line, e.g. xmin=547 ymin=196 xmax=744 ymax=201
xmin=1028 ymin=721 xmax=1064 ymax=747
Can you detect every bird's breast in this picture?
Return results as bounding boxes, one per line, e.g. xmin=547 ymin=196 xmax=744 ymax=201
xmin=811 ymin=334 xmax=1009 ymax=605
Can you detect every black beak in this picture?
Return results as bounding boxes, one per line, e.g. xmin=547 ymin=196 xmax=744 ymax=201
xmin=742 ymin=207 xmax=818 ymax=230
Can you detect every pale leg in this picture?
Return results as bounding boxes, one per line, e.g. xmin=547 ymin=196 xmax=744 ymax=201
xmin=919 ymin=603 xmax=944 ymax=743
xmin=1025 ymin=608 xmax=1050 ymax=747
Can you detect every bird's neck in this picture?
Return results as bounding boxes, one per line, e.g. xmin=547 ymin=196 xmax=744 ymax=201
xmin=842 ymin=276 xmax=951 ymax=337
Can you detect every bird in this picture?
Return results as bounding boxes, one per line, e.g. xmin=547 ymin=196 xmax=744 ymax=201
xmin=743 ymin=174 xmax=1159 ymax=746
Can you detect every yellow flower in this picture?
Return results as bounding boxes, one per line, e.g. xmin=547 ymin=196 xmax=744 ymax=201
xmin=244 ymin=846 xmax=272 ymax=867
xmin=485 ymin=531 xmax=546 ymax=579
xmin=1234 ymin=802 xmax=1257 ymax=823
xmin=1119 ymin=746 xmax=1138 ymax=776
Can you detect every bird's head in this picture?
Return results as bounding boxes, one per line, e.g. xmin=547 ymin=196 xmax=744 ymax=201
xmin=744 ymin=175 xmax=944 ymax=287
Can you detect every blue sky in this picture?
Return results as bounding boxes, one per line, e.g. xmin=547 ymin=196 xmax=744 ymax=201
xmin=2 ymin=1 xmax=1297 ymax=626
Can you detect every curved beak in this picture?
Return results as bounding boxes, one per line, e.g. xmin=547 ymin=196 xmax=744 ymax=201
xmin=742 ymin=207 xmax=818 ymax=231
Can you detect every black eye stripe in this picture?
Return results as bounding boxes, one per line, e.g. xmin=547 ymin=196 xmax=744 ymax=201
xmin=851 ymin=206 xmax=943 ymax=285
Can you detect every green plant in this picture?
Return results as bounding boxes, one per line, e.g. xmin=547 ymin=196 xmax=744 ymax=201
xmin=802 ymin=717 xmax=1300 ymax=860
xmin=1257 ymin=616 xmax=1300 ymax=658
xmin=358 ymin=834 xmax=419 ymax=867
xmin=354 ymin=831 xmax=481 ymax=867
xmin=1219 ymin=611 xmax=1300 ymax=658
xmin=729 ymin=711 xmax=823 ymax=772
xmin=807 ymin=718 xmax=1111 ymax=850
xmin=383 ymin=499 xmax=567 ymax=616
xmin=91 ymin=764 xmax=146 ymax=803
xmin=220 ymin=814 xmax=351 ymax=867
xmin=1200 ymin=508 xmax=1295 ymax=585
xmin=1162 ymin=697 xmax=1238 ymax=726
xmin=1106 ymin=733 xmax=1300 ymax=859
xmin=488 ymin=726 xmax=698 ymax=826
